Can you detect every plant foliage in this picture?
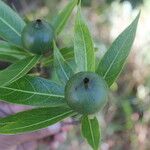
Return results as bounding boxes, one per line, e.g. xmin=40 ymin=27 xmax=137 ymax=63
xmin=0 ymin=0 xmax=140 ymax=149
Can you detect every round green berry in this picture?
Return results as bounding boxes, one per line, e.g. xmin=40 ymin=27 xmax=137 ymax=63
xmin=21 ymin=19 xmax=55 ymax=55
xmin=65 ymin=72 xmax=108 ymax=114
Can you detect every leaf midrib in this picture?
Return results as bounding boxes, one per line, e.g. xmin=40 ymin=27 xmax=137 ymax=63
xmin=55 ymin=49 xmax=69 ymax=81
xmin=55 ymin=0 xmax=77 ymax=34
xmin=1 ymin=110 xmax=74 ymax=132
xmin=2 ymin=56 xmax=40 ymax=86
xmin=0 ymin=86 xmax=64 ymax=98
xmin=0 ymin=51 xmax=26 ymax=55
xmin=103 ymin=24 xmax=134 ymax=79
xmin=76 ymin=12 xmax=88 ymax=71
xmin=0 ymin=17 xmax=21 ymax=37
xmin=88 ymin=117 xmax=96 ymax=149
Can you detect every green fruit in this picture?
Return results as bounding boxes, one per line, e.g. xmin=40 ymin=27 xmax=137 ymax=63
xmin=65 ymin=72 xmax=108 ymax=114
xmin=21 ymin=19 xmax=55 ymax=55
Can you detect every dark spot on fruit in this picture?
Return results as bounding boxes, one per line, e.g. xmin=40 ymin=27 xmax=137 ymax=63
xmin=84 ymin=77 xmax=89 ymax=84
xmin=36 ymin=19 xmax=42 ymax=23
xmin=35 ymin=19 xmax=42 ymax=28
xmin=83 ymin=77 xmax=89 ymax=89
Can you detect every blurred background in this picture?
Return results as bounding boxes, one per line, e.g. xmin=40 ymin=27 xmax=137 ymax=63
xmin=1 ymin=0 xmax=150 ymax=150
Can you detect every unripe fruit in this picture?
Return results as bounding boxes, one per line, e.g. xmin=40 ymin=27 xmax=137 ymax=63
xmin=21 ymin=19 xmax=55 ymax=55
xmin=65 ymin=72 xmax=108 ymax=114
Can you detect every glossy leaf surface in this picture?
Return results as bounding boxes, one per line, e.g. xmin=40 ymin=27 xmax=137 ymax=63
xmin=0 ymin=56 xmax=40 ymax=86
xmin=0 ymin=75 xmax=65 ymax=107
xmin=74 ymin=6 xmax=95 ymax=72
xmin=96 ymin=13 xmax=140 ymax=86
xmin=0 ymin=41 xmax=29 ymax=62
xmin=54 ymin=44 xmax=74 ymax=85
xmin=0 ymin=107 xmax=74 ymax=134
xmin=81 ymin=116 xmax=100 ymax=150
xmin=51 ymin=0 xmax=78 ymax=35
xmin=0 ymin=0 xmax=25 ymax=46
xmin=43 ymin=47 xmax=74 ymax=66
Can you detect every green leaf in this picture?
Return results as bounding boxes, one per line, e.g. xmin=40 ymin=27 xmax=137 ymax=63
xmin=0 ymin=56 xmax=40 ymax=86
xmin=60 ymin=47 xmax=74 ymax=61
xmin=96 ymin=13 xmax=140 ymax=86
xmin=81 ymin=116 xmax=100 ymax=150
xmin=0 ymin=107 xmax=75 ymax=134
xmin=0 ymin=75 xmax=65 ymax=107
xmin=0 ymin=41 xmax=29 ymax=62
xmin=74 ymin=5 xmax=95 ymax=72
xmin=51 ymin=0 xmax=78 ymax=35
xmin=42 ymin=47 xmax=74 ymax=66
xmin=54 ymin=43 xmax=74 ymax=85
xmin=0 ymin=0 xmax=26 ymax=46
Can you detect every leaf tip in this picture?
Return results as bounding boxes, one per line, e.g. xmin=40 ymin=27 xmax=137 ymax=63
xmin=133 ymin=11 xmax=141 ymax=25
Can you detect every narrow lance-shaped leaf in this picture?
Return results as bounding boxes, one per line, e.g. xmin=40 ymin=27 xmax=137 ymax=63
xmin=0 ymin=56 xmax=41 ymax=86
xmin=0 ymin=75 xmax=65 ymax=107
xmin=54 ymin=43 xmax=74 ymax=85
xmin=0 ymin=0 xmax=26 ymax=46
xmin=0 ymin=107 xmax=75 ymax=134
xmin=0 ymin=41 xmax=30 ymax=62
xmin=81 ymin=116 xmax=100 ymax=150
xmin=96 ymin=12 xmax=140 ymax=86
xmin=74 ymin=5 xmax=95 ymax=72
xmin=51 ymin=0 xmax=78 ymax=35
